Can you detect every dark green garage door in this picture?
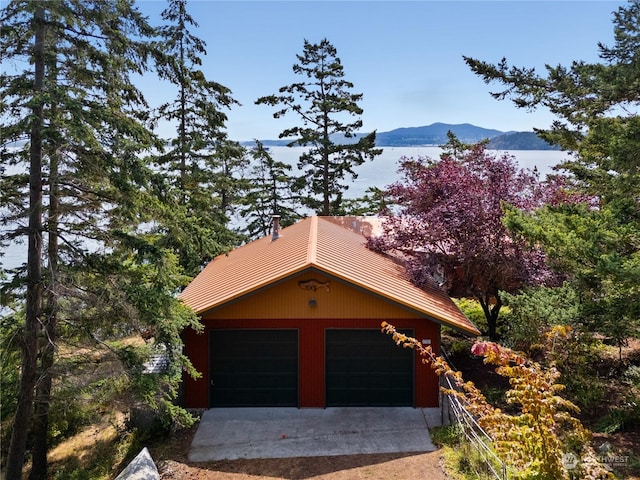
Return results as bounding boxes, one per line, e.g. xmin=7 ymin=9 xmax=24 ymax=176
xmin=209 ymin=330 xmax=298 ymax=407
xmin=326 ymin=329 xmax=414 ymax=406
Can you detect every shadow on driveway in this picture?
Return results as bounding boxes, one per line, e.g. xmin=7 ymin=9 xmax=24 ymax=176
xmin=188 ymin=407 xmax=441 ymax=462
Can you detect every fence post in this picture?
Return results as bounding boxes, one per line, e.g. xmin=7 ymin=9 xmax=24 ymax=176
xmin=442 ymin=376 xmax=509 ymax=480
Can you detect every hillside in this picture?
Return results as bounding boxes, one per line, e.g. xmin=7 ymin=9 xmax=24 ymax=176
xmin=244 ymin=123 xmax=560 ymax=150
xmin=374 ymin=122 xmax=503 ymax=146
xmin=487 ymin=131 xmax=560 ymax=151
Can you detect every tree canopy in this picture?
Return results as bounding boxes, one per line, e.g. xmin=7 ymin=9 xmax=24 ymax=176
xmin=151 ymin=0 xmax=243 ymax=276
xmin=0 ymin=2 xmax=201 ymax=476
xmin=369 ymin=136 xmax=570 ymax=339
xmin=256 ymin=38 xmax=381 ymax=215
xmin=239 ymin=141 xmax=301 ymax=239
xmin=464 ymin=0 xmax=640 ymax=351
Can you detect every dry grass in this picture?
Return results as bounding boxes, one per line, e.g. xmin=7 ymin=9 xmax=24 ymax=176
xmin=19 ymin=412 xmax=134 ymax=480
xmin=47 ymin=412 xmax=125 ymax=465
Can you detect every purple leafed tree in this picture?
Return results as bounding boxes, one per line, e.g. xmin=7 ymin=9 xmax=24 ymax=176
xmin=369 ymin=141 xmax=567 ymax=340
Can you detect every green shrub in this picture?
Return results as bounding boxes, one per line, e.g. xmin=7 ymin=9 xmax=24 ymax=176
xmin=430 ymin=425 xmax=460 ymax=447
xmin=454 ymin=298 xmax=489 ymax=335
xmin=595 ymin=394 xmax=640 ymax=434
xmin=501 ymin=284 xmax=579 ymax=353
xmin=439 ymin=434 xmax=501 ymax=480
xmin=482 ymin=387 xmax=506 ymax=405
xmin=449 ymin=338 xmax=472 ymax=356
xmin=622 ymin=365 xmax=640 ymax=387
xmin=561 ymin=370 xmax=607 ymax=416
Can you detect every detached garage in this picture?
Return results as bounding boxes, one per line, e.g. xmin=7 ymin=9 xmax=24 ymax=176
xmin=180 ymin=216 xmax=479 ymax=409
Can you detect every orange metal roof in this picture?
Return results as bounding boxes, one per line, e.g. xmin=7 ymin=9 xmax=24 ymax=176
xmin=180 ymin=216 xmax=480 ymax=335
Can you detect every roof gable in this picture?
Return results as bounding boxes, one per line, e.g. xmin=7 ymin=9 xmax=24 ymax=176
xmin=179 ymin=216 xmax=480 ymax=335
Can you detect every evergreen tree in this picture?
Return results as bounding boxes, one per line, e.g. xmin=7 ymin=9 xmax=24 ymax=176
xmin=1 ymin=2 xmax=199 ymax=477
xmin=337 ymin=187 xmax=388 ymax=216
xmin=152 ymin=0 xmax=243 ymax=276
xmin=464 ymin=0 xmax=640 ymax=353
xmin=239 ymin=140 xmax=301 ymax=239
xmin=256 ymin=38 xmax=382 ymax=215
xmin=1 ymin=4 xmax=45 ymax=477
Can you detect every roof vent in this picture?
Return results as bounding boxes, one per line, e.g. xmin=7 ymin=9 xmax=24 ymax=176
xmin=271 ymin=215 xmax=281 ymax=241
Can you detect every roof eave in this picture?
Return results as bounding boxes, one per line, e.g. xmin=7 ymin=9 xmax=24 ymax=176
xmin=182 ymin=263 xmax=311 ymax=315
xmin=313 ymin=265 xmax=481 ymax=336
xmin=187 ymin=263 xmax=480 ymax=336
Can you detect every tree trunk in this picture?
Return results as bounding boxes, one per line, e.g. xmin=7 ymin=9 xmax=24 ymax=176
xmin=29 ymin=134 xmax=60 ymax=480
xmin=478 ymin=293 xmax=502 ymax=341
xmin=321 ymin=110 xmax=330 ymax=216
xmin=5 ymin=6 xmax=46 ymax=479
xmin=179 ymin=30 xmax=187 ymax=203
xmin=322 ymin=150 xmax=330 ymax=215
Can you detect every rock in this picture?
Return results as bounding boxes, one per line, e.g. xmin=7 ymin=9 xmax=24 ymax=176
xmin=114 ymin=447 xmax=159 ymax=480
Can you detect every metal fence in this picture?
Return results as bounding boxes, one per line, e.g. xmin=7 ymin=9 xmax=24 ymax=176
xmin=441 ymin=375 xmax=509 ymax=480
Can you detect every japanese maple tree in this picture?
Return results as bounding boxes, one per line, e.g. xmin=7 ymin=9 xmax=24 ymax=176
xmin=369 ymin=138 xmax=570 ymax=339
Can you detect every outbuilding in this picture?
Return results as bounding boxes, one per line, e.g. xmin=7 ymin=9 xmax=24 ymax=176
xmin=180 ymin=216 xmax=479 ymax=409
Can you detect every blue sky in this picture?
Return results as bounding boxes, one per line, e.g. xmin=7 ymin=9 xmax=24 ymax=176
xmin=137 ymin=1 xmax=627 ymax=141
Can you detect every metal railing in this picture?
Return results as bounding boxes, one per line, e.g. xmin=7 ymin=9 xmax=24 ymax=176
xmin=441 ymin=375 xmax=509 ymax=480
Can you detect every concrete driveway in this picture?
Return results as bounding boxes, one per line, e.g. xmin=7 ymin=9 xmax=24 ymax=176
xmin=188 ymin=407 xmax=441 ymax=462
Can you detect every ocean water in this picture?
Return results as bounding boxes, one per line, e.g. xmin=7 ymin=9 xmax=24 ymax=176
xmin=1 ymin=147 xmax=569 ymax=270
xmin=268 ymin=146 xmax=571 ymax=198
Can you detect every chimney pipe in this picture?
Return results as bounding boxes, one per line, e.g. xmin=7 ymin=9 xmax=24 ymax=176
xmin=271 ymin=215 xmax=281 ymax=241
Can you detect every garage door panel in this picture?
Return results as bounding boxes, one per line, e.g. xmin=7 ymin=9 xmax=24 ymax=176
xmin=210 ymin=329 xmax=298 ymax=407
xmin=326 ymin=329 xmax=414 ymax=407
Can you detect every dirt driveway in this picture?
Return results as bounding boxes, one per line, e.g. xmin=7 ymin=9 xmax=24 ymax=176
xmin=153 ymin=414 xmax=451 ymax=480
xmin=158 ymin=451 xmax=450 ymax=480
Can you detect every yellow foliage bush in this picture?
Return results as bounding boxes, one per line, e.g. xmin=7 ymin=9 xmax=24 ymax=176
xmin=381 ymin=321 xmax=613 ymax=480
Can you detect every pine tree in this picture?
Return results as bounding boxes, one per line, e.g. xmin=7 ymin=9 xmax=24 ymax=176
xmin=464 ymin=0 xmax=640 ymax=352
xmin=335 ymin=187 xmax=388 ymax=216
xmin=256 ymin=38 xmax=382 ymax=215
xmin=1 ymin=4 xmax=45 ymax=477
xmin=152 ymin=0 xmax=243 ymax=276
xmin=1 ymin=1 xmax=200 ymax=476
xmin=239 ymin=140 xmax=301 ymax=239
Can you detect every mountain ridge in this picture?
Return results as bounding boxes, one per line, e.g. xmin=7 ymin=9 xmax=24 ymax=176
xmin=243 ymin=122 xmax=560 ymax=150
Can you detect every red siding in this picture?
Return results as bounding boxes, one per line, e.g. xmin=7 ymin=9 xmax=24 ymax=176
xmin=182 ymin=318 xmax=440 ymax=408
xmin=182 ymin=327 xmax=208 ymax=408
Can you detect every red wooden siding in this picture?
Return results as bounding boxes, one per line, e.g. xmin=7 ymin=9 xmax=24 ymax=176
xmin=181 ymin=269 xmax=450 ymax=408
xmin=182 ymin=318 xmax=440 ymax=408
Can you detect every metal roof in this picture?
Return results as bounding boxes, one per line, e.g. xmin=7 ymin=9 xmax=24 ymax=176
xmin=179 ymin=216 xmax=480 ymax=335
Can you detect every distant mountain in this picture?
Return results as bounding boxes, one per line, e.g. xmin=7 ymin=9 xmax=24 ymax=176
xmin=374 ymin=122 xmax=504 ymax=146
xmin=243 ymin=123 xmax=560 ymax=150
xmin=242 ymin=133 xmax=367 ymax=147
xmin=487 ymin=131 xmax=561 ymax=151
xmin=245 ymin=138 xmax=293 ymax=147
